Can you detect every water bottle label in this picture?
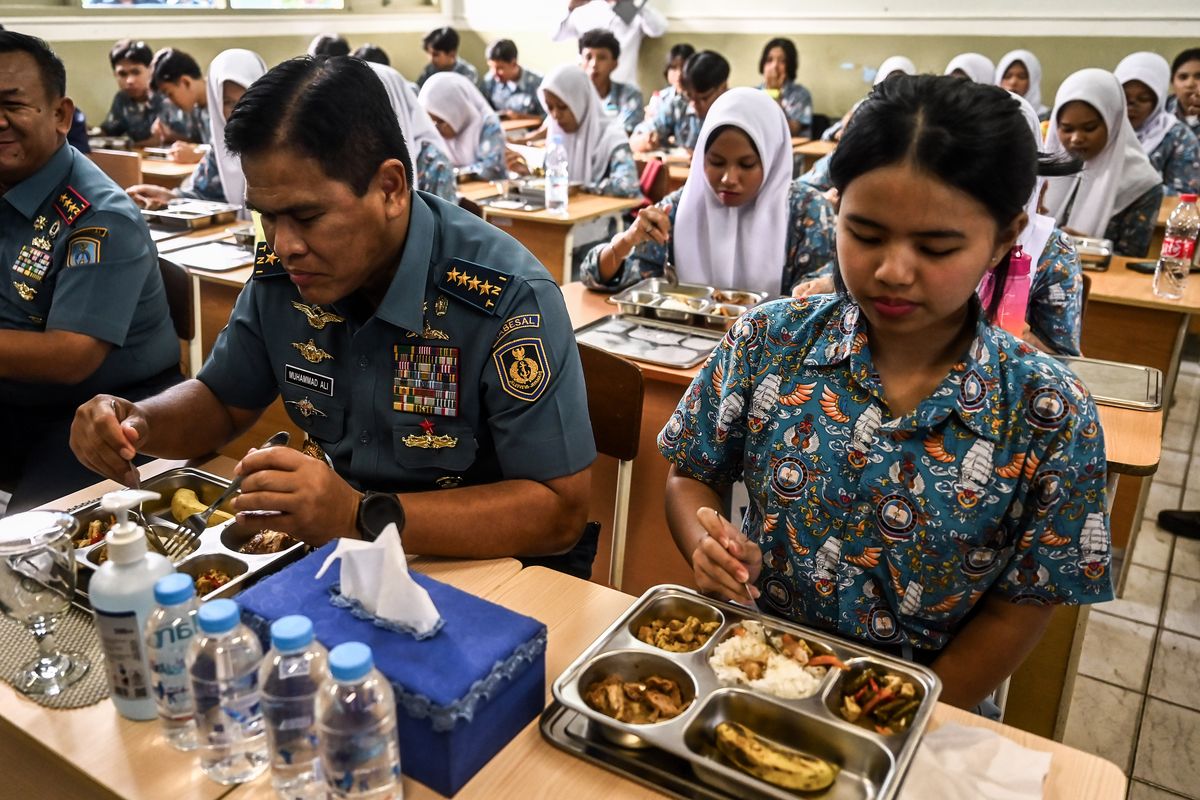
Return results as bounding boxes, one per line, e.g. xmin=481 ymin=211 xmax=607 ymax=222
xmin=94 ymin=608 xmax=151 ymax=701
xmin=148 ymin=650 xmax=193 ymax=716
xmin=279 ymin=653 xmax=311 ymax=680
xmin=1163 ymin=235 xmax=1196 ymax=261
xmin=323 ymin=731 xmax=400 ymax=795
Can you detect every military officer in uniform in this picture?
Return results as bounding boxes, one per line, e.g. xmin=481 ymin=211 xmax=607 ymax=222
xmin=72 ymin=55 xmax=597 ymax=570
xmin=1 ymin=32 xmax=180 ymax=511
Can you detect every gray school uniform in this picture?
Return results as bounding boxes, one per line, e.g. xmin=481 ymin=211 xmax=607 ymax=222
xmin=416 ymin=58 xmax=480 ymax=90
xmin=197 ymin=190 xmax=596 ymax=494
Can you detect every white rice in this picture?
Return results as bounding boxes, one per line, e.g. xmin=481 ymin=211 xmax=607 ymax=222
xmin=708 ymin=620 xmax=825 ymax=700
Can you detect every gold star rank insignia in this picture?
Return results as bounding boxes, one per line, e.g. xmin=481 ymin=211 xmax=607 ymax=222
xmin=292 ymin=301 xmax=345 ymax=330
xmin=437 ymin=258 xmax=511 ymax=316
xmin=13 ymin=282 xmax=36 ymax=301
xmin=292 ymin=339 xmax=333 ymax=364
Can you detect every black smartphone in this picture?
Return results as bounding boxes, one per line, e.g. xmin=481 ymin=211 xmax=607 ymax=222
xmin=1125 ymin=260 xmax=1157 ymax=274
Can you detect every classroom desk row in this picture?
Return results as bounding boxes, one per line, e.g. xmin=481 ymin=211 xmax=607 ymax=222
xmin=5 ymin=455 xmax=1126 ymax=800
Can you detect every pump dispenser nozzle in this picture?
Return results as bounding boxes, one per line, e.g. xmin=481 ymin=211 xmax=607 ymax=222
xmin=99 ymin=490 xmax=161 ymax=565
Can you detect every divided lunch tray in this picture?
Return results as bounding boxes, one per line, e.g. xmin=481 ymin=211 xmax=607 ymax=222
xmin=608 ymin=278 xmax=767 ymax=331
xmin=141 ymin=200 xmax=239 ymax=229
xmin=67 ymin=468 xmax=306 ymax=608
xmin=575 ymin=315 xmax=723 ymax=369
xmin=550 ymin=585 xmax=940 ymax=800
xmin=1055 ymin=355 xmax=1163 ymax=411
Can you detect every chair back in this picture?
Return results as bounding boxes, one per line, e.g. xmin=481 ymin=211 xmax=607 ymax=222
xmin=89 ymin=149 xmax=142 ymax=189
xmin=1080 ymin=272 xmax=1091 ymax=318
xmin=578 ymin=343 xmax=642 ymax=461
xmin=458 ymin=197 xmax=484 ymax=218
xmin=158 ymin=256 xmax=194 ymax=341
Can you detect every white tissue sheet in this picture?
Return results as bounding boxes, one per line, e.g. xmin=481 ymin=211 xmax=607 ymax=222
xmin=899 ymin=723 xmax=1052 ymax=800
xmin=315 ymin=524 xmax=442 ymax=638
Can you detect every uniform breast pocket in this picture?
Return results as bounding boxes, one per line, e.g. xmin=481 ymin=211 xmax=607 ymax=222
xmin=392 ymin=421 xmax=478 ymax=472
xmin=279 ymin=388 xmax=346 ymax=443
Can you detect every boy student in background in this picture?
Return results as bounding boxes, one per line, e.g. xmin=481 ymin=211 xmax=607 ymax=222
xmin=631 ymin=50 xmax=729 ymax=154
xmin=150 ymin=48 xmax=209 ymax=163
xmin=1116 ymin=52 xmax=1200 ymax=197
xmin=480 ymin=39 xmax=545 ymax=120
xmin=662 ymin=75 xmax=1111 ymax=709
xmin=352 ymin=43 xmax=390 ymax=66
xmin=1168 ymin=48 xmax=1200 ymax=138
xmin=100 ymin=39 xmax=184 ymax=147
xmin=578 ymin=29 xmax=643 ymax=135
xmin=307 ymin=33 xmax=350 ymax=59
xmin=646 ymin=42 xmax=694 ymax=119
xmin=758 ymin=37 xmax=813 ymax=138
xmin=553 ymin=0 xmax=668 ymax=90
xmin=416 ymin=26 xmax=478 ymax=90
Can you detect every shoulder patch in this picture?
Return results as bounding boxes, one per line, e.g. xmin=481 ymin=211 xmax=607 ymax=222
xmin=492 ymin=337 xmax=550 ymax=402
xmin=52 ymin=186 xmax=90 ymax=226
xmin=252 ymin=241 xmax=287 ymax=278
xmin=438 ymin=258 xmax=511 ymax=315
xmin=66 ymin=227 xmax=108 ymax=267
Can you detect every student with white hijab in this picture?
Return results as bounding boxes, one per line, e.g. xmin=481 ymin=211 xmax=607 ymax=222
xmin=365 ymin=61 xmax=457 ymax=202
xmin=1044 ymin=68 xmax=1164 ymax=257
xmin=418 ymin=72 xmax=508 ymax=180
xmin=1115 ymin=52 xmax=1200 ymax=196
xmin=995 ymin=50 xmax=1049 ymax=120
xmin=945 ymin=53 xmax=996 ymax=85
xmin=582 ymin=88 xmax=836 ymax=295
xmin=533 ymin=64 xmax=639 ymax=197
xmin=875 ymin=56 xmax=916 ymax=86
xmin=128 ymin=49 xmax=267 ymax=212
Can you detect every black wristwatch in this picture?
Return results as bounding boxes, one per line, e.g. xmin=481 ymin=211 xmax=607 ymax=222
xmin=355 ymin=491 xmax=406 ymax=542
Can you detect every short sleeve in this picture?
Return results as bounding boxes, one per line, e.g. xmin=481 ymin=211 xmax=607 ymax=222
xmin=1028 ymin=230 xmax=1083 ymax=356
xmin=46 ymin=211 xmax=155 ymax=346
xmin=485 ymin=279 xmax=597 ymax=481
xmin=587 ymin=145 xmax=640 ymax=198
xmin=196 ymin=281 xmax=280 ymax=411
xmin=990 ymin=380 xmax=1114 ymax=605
xmin=1105 ymin=184 xmax=1163 ymax=258
xmin=415 ymin=141 xmax=457 ymax=202
xmin=782 ymin=184 xmax=837 ymax=291
xmin=580 ymin=190 xmax=679 ymax=291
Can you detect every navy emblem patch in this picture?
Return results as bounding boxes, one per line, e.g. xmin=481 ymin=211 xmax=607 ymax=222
xmin=67 ymin=228 xmax=107 ymax=266
xmin=438 ymin=259 xmax=510 ymax=315
xmin=492 ymin=337 xmax=549 ymax=402
xmin=52 ymin=186 xmax=90 ymax=226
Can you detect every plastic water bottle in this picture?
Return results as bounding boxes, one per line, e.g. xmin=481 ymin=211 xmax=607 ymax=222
xmin=145 ymin=573 xmax=199 ymax=750
xmin=1154 ymin=193 xmax=1199 ymax=300
xmin=261 ymin=615 xmax=328 ymax=799
xmin=318 ymin=642 xmax=401 ymax=800
xmin=545 ymin=134 xmax=569 ymax=216
xmin=995 ymin=245 xmax=1033 ymax=336
xmin=188 ymin=599 xmax=269 ymax=785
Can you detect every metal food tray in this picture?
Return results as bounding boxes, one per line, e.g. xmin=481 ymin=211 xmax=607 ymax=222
xmin=1054 ymin=355 xmax=1163 ymax=411
xmin=609 ymin=278 xmax=767 ymax=330
xmin=550 ymin=585 xmax=941 ymax=800
xmin=67 ymin=467 xmax=305 ymax=608
xmin=575 ymin=314 xmax=723 ymax=369
xmin=1068 ymin=235 xmax=1113 ymax=271
xmin=141 ymin=201 xmax=239 ymax=230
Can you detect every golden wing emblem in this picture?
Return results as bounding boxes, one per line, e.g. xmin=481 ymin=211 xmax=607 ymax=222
xmin=888 ymin=560 xmax=904 ymax=596
xmin=785 ymin=518 xmax=810 ymax=555
xmin=846 ymin=546 xmax=882 ymax=569
xmin=819 ymin=386 xmax=850 ymax=423
xmin=291 ymin=301 xmax=345 ymax=330
xmin=922 ymin=433 xmax=955 ymax=463
xmin=925 ymin=591 xmax=965 ymax=614
xmin=996 ymin=452 xmax=1026 ymax=479
xmin=779 ymin=381 xmax=817 ymax=406
xmin=1018 ymin=528 xmax=1036 ymax=550
xmin=850 ymin=331 xmax=868 ymax=354
xmin=1039 ymin=529 xmax=1072 ymax=547
xmin=710 ymin=362 xmax=724 ymax=395
xmin=762 ymin=512 xmax=779 ymax=533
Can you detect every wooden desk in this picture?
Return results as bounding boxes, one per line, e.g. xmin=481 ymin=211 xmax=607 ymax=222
xmin=482 ymin=194 xmax=641 ymax=284
xmin=139 ymin=155 xmax=199 ymax=190
xmin=500 ymin=116 xmax=541 ymax=134
xmin=456 ymin=180 xmax=502 ymax=203
xmin=3 ymin=458 xmax=520 ymax=800
xmin=794 ymin=139 xmax=836 ymax=172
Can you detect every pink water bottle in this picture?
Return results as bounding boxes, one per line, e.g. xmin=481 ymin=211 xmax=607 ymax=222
xmin=996 ymin=246 xmax=1033 ymax=336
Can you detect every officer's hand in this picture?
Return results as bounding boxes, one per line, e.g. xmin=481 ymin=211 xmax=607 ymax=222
xmin=623 ymin=205 xmax=671 ymax=248
xmin=70 ymin=395 xmax=147 ymax=485
xmin=691 ymin=507 xmax=762 ymax=605
xmin=127 ymin=183 xmax=175 ymax=210
xmin=232 ymin=446 xmax=359 ymax=546
xmin=791 ymin=275 xmax=834 ymax=298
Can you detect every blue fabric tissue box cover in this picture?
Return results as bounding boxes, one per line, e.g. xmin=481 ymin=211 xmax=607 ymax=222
xmin=237 ymin=542 xmax=547 ymax=796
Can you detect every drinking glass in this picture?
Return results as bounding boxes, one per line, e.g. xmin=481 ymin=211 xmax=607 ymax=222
xmin=0 ymin=511 xmax=90 ymax=697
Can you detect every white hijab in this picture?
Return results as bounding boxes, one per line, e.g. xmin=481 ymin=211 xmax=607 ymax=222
xmin=418 ymin=72 xmax=498 ymax=169
xmin=674 ymin=88 xmax=792 ymax=296
xmin=206 ymin=49 xmax=267 ymax=207
xmin=1114 ymin=52 xmax=1175 ymax=156
xmin=945 ymin=53 xmax=996 ymax=85
xmin=1012 ymin=92 xmax=1056 ymax=260
xmin=995 ymin=50 xmax=1048 ymax=117
xmin=537 ymin=65 xmax=629 ymax=185
xmin=366 ymin=62 xmax=446 ymax=160
xmin=1043 ymin=68 xmax=1163 ymax=238
xmin=874 ymin=56 xmax=916 ymax=86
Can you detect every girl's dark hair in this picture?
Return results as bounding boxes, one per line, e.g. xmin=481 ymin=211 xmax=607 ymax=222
xmin=1172 ymin=48 xmax=1200 ymax=77
xmin=829 ymin=74 xmax=1044 ymax=322
xmin=109 ymin=39 xmax=153 ymax=69
xmin=352 ymin=44 xmax=390 ymax=66
xmin=682 ymin=51 xmax=730 ymax=95
xmin=664 ymin=43 xmax=695 ymax=78
xmin=758 ymin=38 xmax=798 ymax=84
xmin=706 ymin=124 xmax=760 ymax=158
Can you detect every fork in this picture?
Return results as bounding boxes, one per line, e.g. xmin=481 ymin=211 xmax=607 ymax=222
xmin=111 ymin=400 xmax=167 ymax=556
xmin=162 ymin=431 xmax=291 ymax=561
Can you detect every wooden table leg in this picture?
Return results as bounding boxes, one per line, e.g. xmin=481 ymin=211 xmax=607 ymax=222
xmin=485 ymin=217 xmax=570 ymax=284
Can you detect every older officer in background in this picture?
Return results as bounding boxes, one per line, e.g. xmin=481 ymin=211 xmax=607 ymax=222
xmin=71 ymin=56 xmax=597 ymax=573
xmin=0 ymin=31 xmax=179 ymax=511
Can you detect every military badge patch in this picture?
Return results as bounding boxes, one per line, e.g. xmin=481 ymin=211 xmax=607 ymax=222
xmin=492 ymin=337 xmax=550 ymax=402
xmin=437 ymin=259 xmax=510 ymax=315
xmin=494 ymin=313 xmax=540 ymax=345
xmin=67 ymin=236 xmax=100 ymax=266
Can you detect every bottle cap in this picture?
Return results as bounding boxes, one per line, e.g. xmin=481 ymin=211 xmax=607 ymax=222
xmin=1181 ymin=194 xmax=1198 ymax=203
xmin=270 ymin=615 xmax=315 ymax=653
xmin=100 ymin=489 xmax=161 ymax=565
xmin=197 ymin=598 xmax=240 ymax=634
xmin=329 ymin=642 xmax=374 ymax=683
xmin=154 ymin=572 xmax=195 ymax=606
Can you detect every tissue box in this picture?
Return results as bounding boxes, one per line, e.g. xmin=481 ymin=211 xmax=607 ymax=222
xmin=238 ymin=543 xmax=546 ymax=796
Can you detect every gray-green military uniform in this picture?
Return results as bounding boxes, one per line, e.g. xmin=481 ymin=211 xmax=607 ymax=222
xmin=1 ymin=143 xmax=181 ymax=510
xmin=198 ymin=190 xmax=596 ymax=529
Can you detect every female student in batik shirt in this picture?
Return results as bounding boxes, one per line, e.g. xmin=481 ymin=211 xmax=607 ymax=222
xmin=1044 ymin=69 xmax=1164 ymax=257
xmin=1116 ymin=52 xmax=1200 ymax=197
xmin=366 ymin=62 xmax=457 ymax=203
xmin=1168 ymin=48 xmax=1200 ymax=138
xmin=660 ymin=75 xmax=1112 ymax=709
xmin=583 ymin=88 xmax=836 ymax=295
xmin=418 ymin=72 xmax=508 ymax=181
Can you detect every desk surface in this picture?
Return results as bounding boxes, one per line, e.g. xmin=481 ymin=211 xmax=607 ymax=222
xmin=795 ymin=139 xmax=837 ymax=158
xmin=500 ymin=116 xmax=541 ymax=133
xmin=1088 ymin=255 xmax=1200 ymax=314
xmin=138 ymin=157 xmax=199 ymax=180
xmin=481 ymin=192 xmax=641 ymax=226
xmin=457 ymin=180 xmax=503 ymax=203
xmin=562 ymin=282 xmax=1161 ymax=474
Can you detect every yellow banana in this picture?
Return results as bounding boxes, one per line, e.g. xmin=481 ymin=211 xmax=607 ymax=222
xmin=170 ymin=488 xmax=232 ymax=526
xmin=714 ymin=721 xmax=839 ymax=792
